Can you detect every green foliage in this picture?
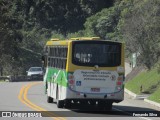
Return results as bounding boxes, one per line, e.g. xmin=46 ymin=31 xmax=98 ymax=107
xmin=148 ymin=88 xmax=160 ymax=103
xmin=0 ymin=0 xmax=24 ymax=75
xmin=1 ymin=0 xmax=159 ymax=75
xmin=10 ymin=0 xmax=114 ymax=35
xmin=50 ymin=31 xmax=65 ymax=40
xmin=83 ymin=0 xmax=160 ymax=69
xmin=83 ymin=1 xmax=131 ymax=40
xmin=0 ymin=0 xmax=114 ymax=75
xmin=120 ymin=0 xmax=160 ymax=69
xmin=67 ymin=30 xmax=85 ymax=38
xmin=125 ymin=69 xmax=160 ymax=94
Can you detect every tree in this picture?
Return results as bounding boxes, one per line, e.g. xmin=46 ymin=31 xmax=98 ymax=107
xmin=120 ymin=0 xmax=160 ymax=69
xmin=0 ymin=0 xmax=23 ymax=75
xmin=83 ymin=1 xmax=127 ymax=40
xmin=0 ymin=0 xmax=115 ymax=75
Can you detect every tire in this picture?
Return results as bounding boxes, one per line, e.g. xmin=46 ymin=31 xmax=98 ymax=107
xmin=56 ymin=87 xmax=64 ymax=108
xmin=47 ymin=96 xmax=53 ymax=103
xmin=47 ymin=86 xmax=53 ymax=103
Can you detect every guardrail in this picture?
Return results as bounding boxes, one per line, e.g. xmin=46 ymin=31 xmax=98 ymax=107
xmin=10 ymin=76 xmax=28 ymax=82
xmin=0 ymin=76 xmax=11 ymax=81
xmin=0 ymin=75 xmax=43 ymax=82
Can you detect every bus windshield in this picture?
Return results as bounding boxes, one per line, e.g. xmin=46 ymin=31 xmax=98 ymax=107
xmin=72 ymin=41 xmax=121 ymax=67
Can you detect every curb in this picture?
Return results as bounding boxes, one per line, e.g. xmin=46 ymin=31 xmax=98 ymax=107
xmin=124 ymin=88 xmax=137 ymax=98
xmin=125 ymin=88 xmax=160 ymax=109
xmin=144 ymin=99 xmax=160 ymax=108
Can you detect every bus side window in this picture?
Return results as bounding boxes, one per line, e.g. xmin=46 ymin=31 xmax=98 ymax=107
xmin=48 ymin=57 xmax=50 ymax=66
xmin=57 ymin=47 xmax=60 ymax=69
xmin=59 ymin=47 xmax=62 ymax=69
xmin=55 ymin=58 xmax=57 ymax=68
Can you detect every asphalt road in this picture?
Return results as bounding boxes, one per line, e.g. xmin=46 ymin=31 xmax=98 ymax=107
xmin=0 ymin=81 xmax=159 ymax=120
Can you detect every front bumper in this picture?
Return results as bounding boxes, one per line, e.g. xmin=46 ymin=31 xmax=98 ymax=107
xmin=27 ymin=74 xmax=43 ymax=80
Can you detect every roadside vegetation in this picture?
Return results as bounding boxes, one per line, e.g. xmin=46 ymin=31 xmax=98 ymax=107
xmin=148 ymin=88 xmax=160 ymax=103
xmin=0 ymin=0 xmax=114 ymax=75
xmin=125 ymin=68 xmax=160 ymax=95
xmin=1 ymin=0 xmax=159 ymax=75
xmin=125 ymin=63 xmax=160 ymax=103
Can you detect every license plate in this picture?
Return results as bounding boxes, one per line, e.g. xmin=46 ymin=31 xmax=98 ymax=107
xmin=91 ymin=88 xmax=100 ymax=92
xmin=33 ymin=75 xmax=38 ymax=78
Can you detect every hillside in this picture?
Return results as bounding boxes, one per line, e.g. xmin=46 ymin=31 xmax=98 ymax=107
xmin=0 ymin=0 xmax=160 ymax=76
xmin=125 ymin=68 xmax=160 ymax=103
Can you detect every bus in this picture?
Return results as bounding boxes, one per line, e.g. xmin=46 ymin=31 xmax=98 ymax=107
xmin=42 ymin=37 xmax=125 ymax=110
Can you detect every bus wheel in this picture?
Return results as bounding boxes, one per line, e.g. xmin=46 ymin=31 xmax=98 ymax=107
xmin=47 ymin=96 xmax=53 ymax=103
xmin=57 ymin=100 xmax=64 ymax=108
xmin=57 ymin=88 xmax=64 ymax=108
xmin=47 ymin=87 xmax=53 ymax=103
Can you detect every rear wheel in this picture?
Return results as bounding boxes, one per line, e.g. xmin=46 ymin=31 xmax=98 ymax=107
xmin=47 ymin=96 xmax=53 ymax=103
xmin=56 ymin=87 xmax=64 ymax=108
xmin=47 ymin=86 xmax=53 ymax=103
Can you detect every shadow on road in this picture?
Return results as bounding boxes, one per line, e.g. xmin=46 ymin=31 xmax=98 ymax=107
xmin=54 ymin=104 xmax=160 ymax=117
xmin=3 ymin=75 xmax=43 ymax=82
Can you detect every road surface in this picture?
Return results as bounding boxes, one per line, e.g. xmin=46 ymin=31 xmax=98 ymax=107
xmin=0 ymin=81 xmax=159 ymax=120
xmin=0 ymin=63 xmax=159 ymax=120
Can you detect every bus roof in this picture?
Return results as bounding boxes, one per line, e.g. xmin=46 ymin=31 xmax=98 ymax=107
xmin=46 ymin=37 xmax=123 ymax=46
xmin=70 ymin=37 xmax=100 ymax=40
xmin=46 ymin=40 xmax=70 ymax=46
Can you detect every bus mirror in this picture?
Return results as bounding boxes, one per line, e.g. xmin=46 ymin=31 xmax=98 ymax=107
xmin=41 ymin=56 xmax=45 ymax=67
xmin=41 ymin=56 xmax=45 ymax=61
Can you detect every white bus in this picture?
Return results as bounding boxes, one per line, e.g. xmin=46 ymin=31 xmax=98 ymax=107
xmin=42 ymin=37 xmax=125 ymax=110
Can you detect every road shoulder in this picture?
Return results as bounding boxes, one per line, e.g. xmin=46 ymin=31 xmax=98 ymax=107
xmin=125 ymin=88 xmax=160 ymax=110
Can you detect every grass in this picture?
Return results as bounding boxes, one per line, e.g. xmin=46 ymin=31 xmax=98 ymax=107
xmin=125 ymin=68 xmax=160 ymax=103
xmin=148 ymin=88 xmax=160 ymax=103
xmin=0 ymin=79 xmax=5 ymax=82
xmin=125 ymin=69 xmax=160 ymax=95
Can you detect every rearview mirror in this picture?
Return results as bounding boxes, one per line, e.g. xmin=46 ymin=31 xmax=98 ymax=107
xmin=41 ymin=56 xmax=45 ymax=61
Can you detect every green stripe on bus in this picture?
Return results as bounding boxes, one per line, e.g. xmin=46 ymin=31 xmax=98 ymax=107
xmin=46 ymin=67 xmax=68 ymax=87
